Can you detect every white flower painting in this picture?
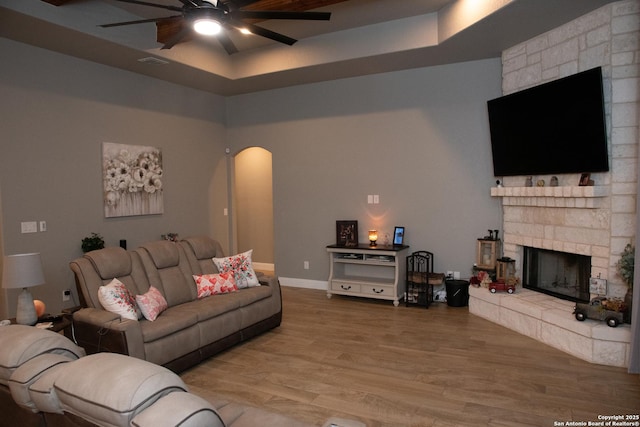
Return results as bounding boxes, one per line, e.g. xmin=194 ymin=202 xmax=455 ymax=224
xmin=103 ymin=142 xmax=164 ymax=217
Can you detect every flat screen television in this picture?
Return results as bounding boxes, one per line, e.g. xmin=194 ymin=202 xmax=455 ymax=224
xmin=487 ymin=67 xmax=609 ymax=177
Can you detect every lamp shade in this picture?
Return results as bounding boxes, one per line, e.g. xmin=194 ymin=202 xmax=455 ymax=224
xmin=2 ymin=253 xmax=45 ymax=289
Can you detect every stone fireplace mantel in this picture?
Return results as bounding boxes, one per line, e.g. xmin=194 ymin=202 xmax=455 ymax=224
xmin=491 ymin=186 xmax=609 ymax=208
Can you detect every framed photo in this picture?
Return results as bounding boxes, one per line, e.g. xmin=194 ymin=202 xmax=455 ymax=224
xmin=579 ymin=173 xmax=591 ymax=186
xmin=336 ymin=220 xmax=358 ymax=247
xmin=393 ymin=226 xmax=405 ymax=246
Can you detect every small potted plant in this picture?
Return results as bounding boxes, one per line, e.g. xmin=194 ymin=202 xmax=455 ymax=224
xmin=81 ymin=232 xmax=105 ymax=253
xmin=616 ymin=243 xmax=634 ymax=323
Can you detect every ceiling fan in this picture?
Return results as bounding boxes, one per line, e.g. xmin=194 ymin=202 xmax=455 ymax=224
xmin=100 ymin=0 xmax=332 ymax=54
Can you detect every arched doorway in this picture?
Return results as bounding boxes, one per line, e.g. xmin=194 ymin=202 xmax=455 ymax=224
xmin=232 ymin=147 xmax=274 ymax=272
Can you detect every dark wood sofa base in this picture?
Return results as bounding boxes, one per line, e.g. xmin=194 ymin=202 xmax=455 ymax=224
xmin=71 ymin=311 xmax=282 ymax=373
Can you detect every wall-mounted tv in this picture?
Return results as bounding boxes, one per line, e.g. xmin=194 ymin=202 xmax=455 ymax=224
xmin=487 ymin=67 xmax=609 ymax=177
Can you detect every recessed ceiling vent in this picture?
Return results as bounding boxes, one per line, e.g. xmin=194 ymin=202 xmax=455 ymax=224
xmin=137 ymin=57 xmax=170 ymax=65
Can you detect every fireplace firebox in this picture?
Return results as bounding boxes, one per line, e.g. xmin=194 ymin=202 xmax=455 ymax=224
xmin=523 ymin=247 xmax=591 ymax=303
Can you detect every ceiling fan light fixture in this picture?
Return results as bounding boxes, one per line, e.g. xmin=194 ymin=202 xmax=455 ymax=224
xmin=193 ymin=18 xmax=222 ymax=36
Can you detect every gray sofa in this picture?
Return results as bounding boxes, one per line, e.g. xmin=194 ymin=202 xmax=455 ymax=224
xmin=68 ymin=236 xmax=282 ymax=373
xmin=1 ymin=325 xmax=359 ymax=427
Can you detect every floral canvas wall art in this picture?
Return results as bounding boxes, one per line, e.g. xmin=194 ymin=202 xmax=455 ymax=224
xmin=103 ymin=142 xmax=164 ymax=217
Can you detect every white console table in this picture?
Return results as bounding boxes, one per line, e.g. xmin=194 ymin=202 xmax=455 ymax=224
xmin=326 ymin=244 xmax=409 ymax=306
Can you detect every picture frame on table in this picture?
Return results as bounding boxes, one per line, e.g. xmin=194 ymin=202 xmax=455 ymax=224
xmin=336 ymin=220 xmax=358 ymax=247
xmin=393 ymin=226 xmax=405 ymax=246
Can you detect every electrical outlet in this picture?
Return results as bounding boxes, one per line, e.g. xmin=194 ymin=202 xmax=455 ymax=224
xmin=62 ymin=289 xmax=71 ymax=302
xmin=454 ymin=271 xmax=461 ymax=279
xmin=39 ymin=221 xmax=47 ymax=232
xmin=304 ymin=261 xmax=309 ymax=270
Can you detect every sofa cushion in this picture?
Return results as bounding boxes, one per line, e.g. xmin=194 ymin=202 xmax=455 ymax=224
xmin=139 ymin=304 xmax=199 ymax=343
xmin=213 ymin=250 xmax=259 ymax=288
xmin=180 ymin=236 xmax=226 ymax=275
xmin=8 ymin=353 xmax=72 ymax=413
xmin=130 ymin=392 xmax=225 ymax=427
xmin=137 ymin=241 xmax=196 ymax=306
xmin=136 ymin=286 xmax=168 ymax=321
xmin=0 ymin=325 xmax=85 ymax=386
xmin=86 ymin=246 xmax=131 ymax=280
xmin=194 ymin=273 xmax=238 ymax=298
xmin=54 ymin=353 xmax=187 ymax=427
xmin=98 ymin=278 xmax=142 ymax=321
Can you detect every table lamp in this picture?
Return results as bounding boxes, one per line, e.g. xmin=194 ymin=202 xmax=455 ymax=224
xmin=2 ymin=253 xmax=45 ymax=325
xmin=368 ymin=230 xmax=378 ymax=246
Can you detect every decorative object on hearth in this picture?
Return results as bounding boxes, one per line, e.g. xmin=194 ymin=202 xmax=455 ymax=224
xmin=476 ymin=237 xmax=501 ymax=270
xmin=550 ymin=176 xmax=559 ymax=186
xmin=616 ymin=243 xmax=634 ymax=324
xmin=525 ymin=176 xmax=533 ymax=187
xmin=2 ymin=253 xmax=46 ymax=325
xmin=368 ymin=230 xmax=378 ymax=246
xmin=575 ymin=296 xmax=626 ymax=327
xmin=496 ymin=257 xmax=516 ymax=282
xmin=98 ymin=0 xmax=331 ymax=55
xmin=495 ymin=179 xmax=503 ymax=188
xmin=103 ymin=142 xmax=163 ymax=218
xmin=536 ymin=179 xmax=545 ymax=187
xmin=81 ymin=232 xmax=105 ymax=253
xmin=616 ymin=244 xmax=634 ymax=290
xmin=336 ymin=220 xmax=358 ymax=247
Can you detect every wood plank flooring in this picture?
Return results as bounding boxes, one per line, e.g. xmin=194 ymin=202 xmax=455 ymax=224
xmin=181 ymin=287 xmax=640 ymax=426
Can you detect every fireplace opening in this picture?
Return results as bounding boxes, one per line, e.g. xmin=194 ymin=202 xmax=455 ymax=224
xmin=523 ymin=247 xmax=591 ymax=303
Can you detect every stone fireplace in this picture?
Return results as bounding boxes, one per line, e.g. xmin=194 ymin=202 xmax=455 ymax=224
xmin=468 ymin=183 xmax=631 ymax=368
xmin=467 ymin=1 xmax=638 ymax=368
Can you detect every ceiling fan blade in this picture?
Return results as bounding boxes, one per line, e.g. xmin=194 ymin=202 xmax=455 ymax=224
xmin=177 ymin=0 xmax=200 ymax=6
xmin=100 ymin=15 xmax=181 ymax=28
xmin=217 ymin=29 xmax=239 ymax=55
xmin=161 ymin=25 xmax=192 ymax=49
xmin=233 ymin=10 xmax=331 ymax=21
xmin=236 ymin=21 xmax=297 ymax=45
xmin=222 ymin=0 xmax=261 ymax=9
xmin=109 ymin=0 xmax=183 ymax=12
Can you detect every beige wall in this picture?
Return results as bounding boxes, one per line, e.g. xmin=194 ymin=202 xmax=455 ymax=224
xmin=226 ymin=58 xmax=504 ymax=281
xmin=0 ymin=38 xmax=228 ymax=316
xmin=234 ymin=147 xmax=274 ymax=264
xmin=1 ymin=38 xmax=503 ymax=316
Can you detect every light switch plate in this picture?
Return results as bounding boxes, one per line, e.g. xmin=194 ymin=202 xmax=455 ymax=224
xmin=21 ymin=221 xmax=38 ymax=233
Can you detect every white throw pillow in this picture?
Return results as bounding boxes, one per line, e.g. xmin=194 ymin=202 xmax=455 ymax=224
xmin=97 ymin=278 xmax=141 ymax=320
xmin=212 ymin=250 xmax=259 ymax=288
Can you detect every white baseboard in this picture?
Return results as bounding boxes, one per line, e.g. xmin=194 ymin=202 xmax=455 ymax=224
xmin=279 ymin=277 xmax=327 ymax=290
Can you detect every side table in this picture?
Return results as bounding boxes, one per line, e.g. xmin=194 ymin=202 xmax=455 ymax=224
xmin=10 ymin=315 xmax=72 ymax=335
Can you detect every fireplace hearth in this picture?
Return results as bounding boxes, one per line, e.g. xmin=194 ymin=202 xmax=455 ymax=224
xmin=523 ymin=247 xmax=591 ymax=303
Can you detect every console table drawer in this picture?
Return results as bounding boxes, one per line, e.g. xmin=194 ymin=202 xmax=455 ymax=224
xmin=361 ymin=284 xmax=393 ymax=296
xmin=332 ymin=281 xmax=360 ymax=293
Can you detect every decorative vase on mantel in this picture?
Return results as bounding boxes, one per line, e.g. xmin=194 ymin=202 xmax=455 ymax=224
xmin=616 ymin=243 xmax=634 ymax=324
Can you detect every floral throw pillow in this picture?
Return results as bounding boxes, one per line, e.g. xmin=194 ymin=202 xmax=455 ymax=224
xmin=193 ymin=273 xmax=238 ymax=298
xmin=97 ymin=278 xmax=141 ymax=321
xmin=212 ymin=250 xmax=259 ymax=289
xmin=135 ymin=286 xmax=168 ymax=321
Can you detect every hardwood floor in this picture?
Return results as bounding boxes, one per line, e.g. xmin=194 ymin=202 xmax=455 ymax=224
xmin=181 ymin=287 xmax=640 ymax=426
